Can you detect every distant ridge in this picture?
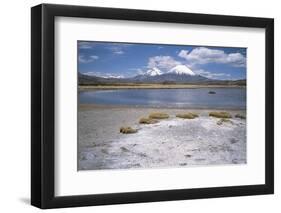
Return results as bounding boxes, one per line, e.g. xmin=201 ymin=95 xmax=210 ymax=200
xmin=79 ymin=72 xmax=246 ymax=86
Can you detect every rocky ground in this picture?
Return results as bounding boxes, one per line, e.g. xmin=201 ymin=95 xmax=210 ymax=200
xmin=78 ymin=106 xmax=246 ymax=170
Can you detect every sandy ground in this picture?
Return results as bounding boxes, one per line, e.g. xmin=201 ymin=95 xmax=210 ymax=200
xmin=78 ymin=106 xmax=246 ymax=170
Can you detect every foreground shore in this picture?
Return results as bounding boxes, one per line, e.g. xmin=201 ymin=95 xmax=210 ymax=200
xmin=78 ymin=106 xmax=246 ymax=170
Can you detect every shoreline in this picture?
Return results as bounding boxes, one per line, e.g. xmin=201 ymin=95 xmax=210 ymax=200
xmin=79 ymin=103 xmax=246 ymax=111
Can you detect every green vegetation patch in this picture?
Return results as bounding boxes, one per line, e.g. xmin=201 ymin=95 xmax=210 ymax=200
xmin=149 ymin=112 xmax=169 ymax=119
xmin=209 ymin=111 xmax=232 ymax=118
xmin=217 ymin=118 xmax=234 ymax=125
xmin=120 ymin=126 xmax=137 ymax=134
xmin=139 ymin=117 xmax=159 ymax=124
xmin=176 ymin=112 xmax=199 ymax=119
xmin=235 ymin=114 xmax=246 ymax=119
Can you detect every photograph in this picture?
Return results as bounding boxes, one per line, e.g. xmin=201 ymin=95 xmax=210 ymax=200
xmin=78 ymin=41 xmax=247 ymax=171
xmin=30 ymin=3 xmax=274 ymax=209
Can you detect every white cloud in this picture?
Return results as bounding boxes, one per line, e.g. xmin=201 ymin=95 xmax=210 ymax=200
xmin=103 ymin=74 xmax=124 ymax=78
xmin=84 ymin=71 xmax=99 ymax=76
xmin=178 ymin=47 xmax=246 ymax=67
xmin=107 ymin=46 xmax=125 ymax=55
xmin=90 ymin=55 xmax=99 ymax=60
xmin=78 ymin=42 xmax=95 ymax=49
xmin=79 ymin=55 xmax=99 ymax=63
xmin=136 ymin=69 xmax=145 ymax=75
xmin=128 ymin=68 xmax=146 ymax=75
xmin=114 ymin=50 xmax=124 ymax=55
xmin=194 ymin=69 xmax=231 ymax=80
xmin=147 ymin=55 xmax=181 ymax=71
xmin=178 ymin=50 xmax=189 ymax=58
xmin=84 ymin=71 xmax=124 ymax=79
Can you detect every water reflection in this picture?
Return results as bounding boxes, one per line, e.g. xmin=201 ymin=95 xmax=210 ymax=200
xmin=79 ymin=88 xmax=246 ymax=109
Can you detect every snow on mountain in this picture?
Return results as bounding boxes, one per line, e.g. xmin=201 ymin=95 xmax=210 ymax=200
xmin=168 ymin=65 xmax=195 ymax=76
xmin=145 ymin=67 xmax=163 ymax=76
xmin=103 ymin=74 xmax=124 ymax=79
xmin=145 ymin=65 xmax=195 ymax=77
xmin=85 ymin=72 xmax=124 ymax=79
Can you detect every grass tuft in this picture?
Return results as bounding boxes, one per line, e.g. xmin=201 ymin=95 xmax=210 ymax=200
xmin=139 ymin=117 xmax=159 ymax=124
xmin=149 ymin=112 xmax=169 ymax=119
xmin=120 ymin=147 xmax=130 ymax=152
xmin=217 ymin=118 xmax=233 ymax=125
xmin=120 ymin=126 xmax=137 ymax=134
xmin=209 ymin=111 xmax=232 ymax=118
xmin=235 ymin=114 xmax=246 ymax=119
xmin=176 ymin=112 xmax=199 ymax=119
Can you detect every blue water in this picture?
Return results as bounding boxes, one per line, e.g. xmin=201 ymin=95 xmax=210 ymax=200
xmin=79 ymin=88 xmax=246 ymax=109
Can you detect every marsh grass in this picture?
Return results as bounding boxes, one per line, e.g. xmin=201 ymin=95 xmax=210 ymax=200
xmin=217 ymin=118 xmax=234 ymax=125
xmin=209 ymin=111 xmax=232 ymax=118
xmin=101 ymin=149 xmax=109 ymax=154
xmin=149 ymin=112 xmax=169 ymax=119
xmin=176 ymin=112 xmax=199 ymax=119
xmin=139 ymin=117 xmax=159 ymax=124
xmin=120 ymin=147 xmax=130 ymax=152
xmin=235 ymin=114 xmax=246 ymax=119
xmin=120 ymin=126 xmax=137 ymax=134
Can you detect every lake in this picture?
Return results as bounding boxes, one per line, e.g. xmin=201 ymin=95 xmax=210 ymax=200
xmin=79 ymin=88 xmax=246 ymax=109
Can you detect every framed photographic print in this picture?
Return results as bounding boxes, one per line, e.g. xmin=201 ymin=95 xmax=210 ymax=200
xmin=31 ymin=3 xmax=274 ymax=209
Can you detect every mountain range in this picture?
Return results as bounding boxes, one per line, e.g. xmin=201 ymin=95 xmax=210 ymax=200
xmin=79 ymin=65 xmax=246 ymax=86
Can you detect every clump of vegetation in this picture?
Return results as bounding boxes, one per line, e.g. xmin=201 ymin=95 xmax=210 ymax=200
xmin=217 ymin=118 xmax=233 ymax=125
xmin=120 ymin=147 xmax=130 ymax=152
xmin=139 ymin=117 xmax=159 ymax=124
xmin=149 ymin=112 xmax=169 ymax=119
xmin=120 ymin=126 xmax=137 ymax=134
xmin=209 ymin=111 xmax=232 ymax=118
xmin=176 ymin=112 xmax=199 ymax=119
xmin=101 ymin=149 xmax=109 ymax=154
xmin=235 ymin=114 xmax=246 ymax=119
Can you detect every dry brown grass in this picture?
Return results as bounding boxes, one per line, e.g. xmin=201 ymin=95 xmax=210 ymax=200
xmin=209 ymin=111 xmax=232 ymax=118
xmin=120 ymin=147 xmax=130 ymax=152
xmin=217 ymin=118 xmax=233 ymax=125
xmin=120 ymin=126 xmax=137 ymax=134
xmin=139 ymin=117 xmax=159 ymax=124
xmin=235 ymin=114 xmax=246 ymax=119
xmin=149 ymin=112 xmax=169 ymax=119
xmin=176 ymin=112 xmax=199 ymax=119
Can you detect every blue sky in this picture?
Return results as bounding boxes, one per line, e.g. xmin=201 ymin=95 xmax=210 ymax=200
xmin=78 ymin=41 xmax=246 ymax=80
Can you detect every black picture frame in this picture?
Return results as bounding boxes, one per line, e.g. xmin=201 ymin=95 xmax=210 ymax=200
xmin=31 ymin=3 xmax=274 ymax=209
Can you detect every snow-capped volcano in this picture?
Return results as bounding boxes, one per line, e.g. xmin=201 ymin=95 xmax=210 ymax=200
xmin=130 ymin=65 xmax=205 ymax=83
xmin=129 ymin=65 xmax=208 ymax=83
xmin=146 ymin=67 xmax=163 ymax=76
xmin=145 ymin=65 xmax=195 ymax=77
xmin=168 ymin=65 xmax=195 ymax=76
